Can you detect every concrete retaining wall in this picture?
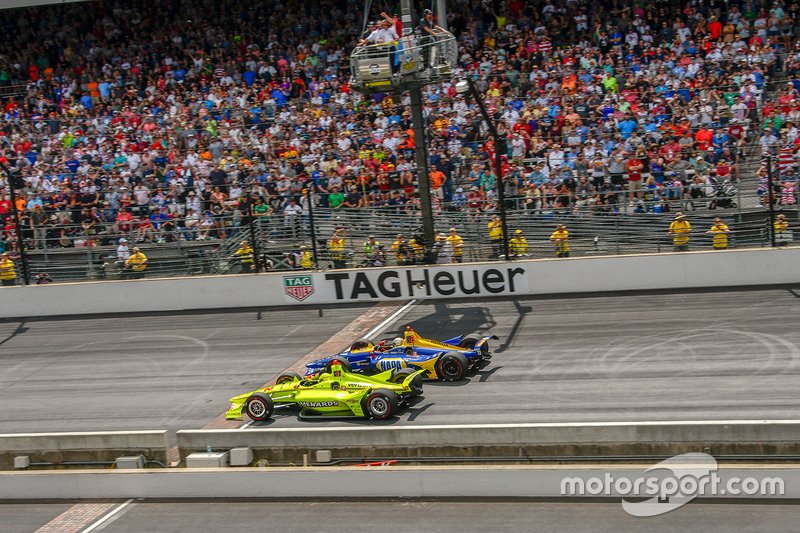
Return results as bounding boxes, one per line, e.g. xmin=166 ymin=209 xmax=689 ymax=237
xmin=0 ymin=431 xmax=169 ymax=470
xmin=1 ymin=248 xmax=798 ymax=318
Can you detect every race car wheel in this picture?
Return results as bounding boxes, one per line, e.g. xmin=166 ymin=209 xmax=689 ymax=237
xmin=244 ymin=393 xmax=274 ymax=421
xmin=324 ymin=356 xmax=352 ymax=373
xmin=362 ymin=388 xmax=400 ymax=419
xmin=390 ymin=367 xmax=423 ymax=394
xmin=458 ymin=333 xmax=482 ymax=350
xmin=276 ymin=372 xmax=303 ymax=385
xmin=350 ymin=338 xmax=374 ymax=351
xmin=436 ymin=351 xmax=469 ymax=381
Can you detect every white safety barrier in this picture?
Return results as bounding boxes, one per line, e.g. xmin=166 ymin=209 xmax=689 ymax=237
xmin=1 ymin=248 xmax=799 ymax=318
xmin=1 ymin=465 xmax=799 ymax=500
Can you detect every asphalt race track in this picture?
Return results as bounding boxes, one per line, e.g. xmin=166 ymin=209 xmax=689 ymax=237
xmin=251 ymin=288 xmax=800 ymax=428
xmin=3 ymin=500 xmax=800 ymax=533
xmin=0 ymin=305 xmax=372 ymax=433
xmin=1 ymin=289 xmax=799 ymax=432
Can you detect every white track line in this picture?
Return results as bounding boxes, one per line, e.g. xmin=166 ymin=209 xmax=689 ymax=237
xmin=365 ymin=299 xmax=418 ymax=339
xmin=239 ymin=299 xmax=417 ymax=430
xmin=80 ymin=499 xmax=134 ymax=533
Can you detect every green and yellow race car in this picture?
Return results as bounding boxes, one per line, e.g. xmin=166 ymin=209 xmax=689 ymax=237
xmin=226 ymin=361 xmax=423 ymax=421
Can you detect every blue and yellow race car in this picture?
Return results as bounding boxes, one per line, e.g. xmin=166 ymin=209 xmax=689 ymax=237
xmin=305 ymin=327 xmax=497 ymax=382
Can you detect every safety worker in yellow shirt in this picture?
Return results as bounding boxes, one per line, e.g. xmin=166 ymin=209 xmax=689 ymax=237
xmin=667 ymin=212 xmax=692 ymax=252
xmin=446 ymin=227 xmax=464 ymax=262
xmin=487 ymin=214 xmax=503 ymax=258
xmin=329 ymin=227 xmax=347 ymax=269
xmin=0 ymin=253 xmax=16 ymax=286
xmin=125 ymin=247 xmax=148 ymax=278
xmin=409 ymin=235 xmax=424 ymax=263
xmin=364 ymin=235 xmax=381 ymax=258
xmin=233 ymin=240 xmax=255 ymax=271
xmin=300 ymin=245 xmax=314 ymax=269
xmin=549 ymin=224 xmax=570 ymax=258
xmin=706 ymin=217 xmax=730 ymax=250
xmin=774 ymin=214 xmax=790 ymax=246
xmin=509 ymin=229 xmax=528 ymax=258
xmin=392 ymin=233 xmax=413 ymax=265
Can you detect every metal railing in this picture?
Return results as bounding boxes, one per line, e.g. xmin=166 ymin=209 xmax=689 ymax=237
xmin=2 ymin=188 xmax=797 ymax=284
xmin=350 ymin=31 xmax=457 ymax=93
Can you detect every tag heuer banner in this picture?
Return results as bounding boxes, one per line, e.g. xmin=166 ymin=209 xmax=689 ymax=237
xmin=284 ymin=275 xmax=315 ymax=301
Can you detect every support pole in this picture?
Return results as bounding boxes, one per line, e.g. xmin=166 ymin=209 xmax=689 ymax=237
xmin=409 ymin=87 xmax=435 ymax=255
xmin=436 ymin=0 xmax=448 ymax=30
xmin=0 ymin=160 xmax=30 ymax=284
xmin=248 ymin=201 xmax=262 ymax=273
xmin=306 ymin=187 xmax=319 ymax=268
xmin=467 ymin=79 xmax=510 ymax=260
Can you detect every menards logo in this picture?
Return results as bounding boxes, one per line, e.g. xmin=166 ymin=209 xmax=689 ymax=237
xmin=284 ymin=275 xmax=314 ymax=301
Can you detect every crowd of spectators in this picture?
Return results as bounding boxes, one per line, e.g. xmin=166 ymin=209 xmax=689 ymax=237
xmin=0 ymin=0 xmax=798 ymax=259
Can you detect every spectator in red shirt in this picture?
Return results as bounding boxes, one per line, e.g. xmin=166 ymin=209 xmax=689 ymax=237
xmin=626 ymin=156 xmax=644 ymax=203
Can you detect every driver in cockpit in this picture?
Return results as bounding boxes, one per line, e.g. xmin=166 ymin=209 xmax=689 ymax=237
xmin=375 ymin=338 xmax=403 ymax=352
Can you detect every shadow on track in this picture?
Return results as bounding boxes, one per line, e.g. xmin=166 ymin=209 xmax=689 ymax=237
xmin=494 ymin=299 xmax=532 ymax=354
xmin=384 ymin=301 xmax=497 ymax=340
xmin=0 ymin=320 xmax=29 ymax=347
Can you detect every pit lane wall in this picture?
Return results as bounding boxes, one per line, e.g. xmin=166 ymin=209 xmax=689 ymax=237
xmin=177 ymin=420 xmax=800 ymax=465
xmin=0 ymin=431 xmax=169 ymax=469
xmin=1 ymin=248 xmax=799 ymax=318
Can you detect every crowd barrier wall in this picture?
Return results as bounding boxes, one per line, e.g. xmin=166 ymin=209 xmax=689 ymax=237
xmin=1 ymin=248 xmax=798 ymax=319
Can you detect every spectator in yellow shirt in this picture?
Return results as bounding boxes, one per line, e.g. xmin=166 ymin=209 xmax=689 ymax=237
xmin=125 ymin=247 xmax=148 ymax=279
xmin=668 ymin=212 xmax=692 ymax=252
xmin=706 ymin=218 xmax=730 ymax=250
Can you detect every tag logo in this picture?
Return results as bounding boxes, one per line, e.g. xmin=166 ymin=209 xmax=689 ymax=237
xmin=284 ymin=275 xmax=314 ymax=301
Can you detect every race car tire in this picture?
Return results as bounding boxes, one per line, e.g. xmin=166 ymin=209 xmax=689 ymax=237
xmin=324 ymin=356 xmax=352 ymax=374
xmin=362 ymin=388 xmax=400 ymax=419
xmin=436 ymin=351 xmax=469 ymax=381
xmin=390 ymin=367 xmax=423 ymax=394
xmin=350 ymin=338 xmax=374 ymax=351
xmin=458 ymin=333 xmax=482 ymax=350
xmin=276 ymin=372 xmax=303 ymax=385
xmin=462 ymin=332 xmax=492 ymax=357
xmin=244 ymin=393 xmax=274 ymax=421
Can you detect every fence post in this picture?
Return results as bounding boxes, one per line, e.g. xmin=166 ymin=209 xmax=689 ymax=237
xmin=306 ymin=187 xmax=319 ymax=268
xmin=246 ymin=204 xmax=261 ymax=273
xmin=85 ymin=227 xmax=93 ymax=278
